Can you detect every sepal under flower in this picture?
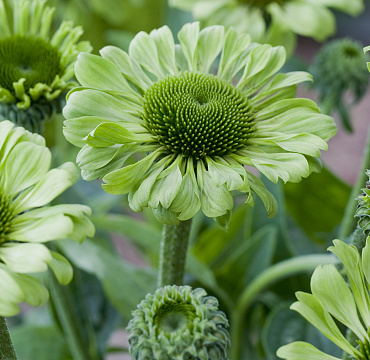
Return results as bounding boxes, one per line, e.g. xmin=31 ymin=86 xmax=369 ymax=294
xmin=127 ymin=285 xmax=230 ymax=360
xmin=0 ymin=120 xmax=95 ymax=316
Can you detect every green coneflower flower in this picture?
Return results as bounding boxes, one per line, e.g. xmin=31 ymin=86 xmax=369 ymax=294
xmin=310 ymin=38 xmax=369 ymax=132
xmin=355 ymin=170 xmax=370 ymax=238
xmin=169 ymin=0 xmax=364 ymax=51
xmin=277 ymin=239 xmax=370 ymax=360
xmin=127 ymin=285 xmax=230 ymax=360
xmin=63 ymin=23 xmax=336 ymax=228
xmin=0 ymin=120 xmax=94 ymax=316
xmin=0 ymin=0 xmax=92 ymax=133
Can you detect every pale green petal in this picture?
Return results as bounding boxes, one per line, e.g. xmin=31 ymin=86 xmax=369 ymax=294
xmin=148 ymin=160 xmax=183 ymax=209
xmin=214 ymin=209 xmax=232 ymax=231
xmin=12 ymin=162 xmax=78 ymax=214
xmin=277 ymin=342 xmax=341 ymax=360
xmin=150 ymin=26 xmax=178 ymax=76
xmin=47 ymin=251 xmax=73 ymax=285
xmin=291 ymin=292 xmax=361 ymax=357
xmin=170 ymin=159 xmax=201 ymax=221
xmin=152 ymin=203 xmax=179 ymax=225
xmin=129 ymin=30 xmax=165 ymax=79
xmin=197 ymin=161 xmax=233 ymax=217
xmin=252 ymin=72 xmax=312 ymax=103
xmin=100 ymin=46 xmax=152 ymax=91
xmin=75 ymin=53 xmax=140 ymax=101
xmin=311 ymin=264 xmax=368 ymax=342
xmin=63 ymin=89 xmax=143 ymax=124
xmin=0 ymin=243 xmax=51 ymax=273
xmin=307 ymin=0 xmax=363 ymax=16
xmin=270 ymin=3 xmax=335 ymax=41
xmin=103 ymin=151 xmax=160 ymax=195
xmin=2 ymin=142 xmax=51 ymax=196
xmin=177 ymin=22 xmax=200 ymax=72
xmin=246 ymin=171 xmax=277 ymax=218
xmin=9 ymin=214 xmax=74 ymax=242
xmin=84 ymin=122 xmax=153 ymax=147
xmin=206 ymin=157 xmax=243 ymax=191
xmin=197 ymin=25 xmax=224 ymax=73
xmin=328 ymin=240 xmax=370 ymax=328
xmin=217 ymin=27 xmax=251 ymax=82
xmin=129 ymin=159 xmax=168 ymax=212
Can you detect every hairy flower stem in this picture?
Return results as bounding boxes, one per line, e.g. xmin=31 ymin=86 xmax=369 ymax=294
xmin=0 ymin=317 xmax=18 ymax=360
xmin=229 ymin=254 xmax=338 ymax=360
xmin=158 ymin=219 xmax=192 ymax=287
xmin=339 ymin=126 xmax=370 ymax=240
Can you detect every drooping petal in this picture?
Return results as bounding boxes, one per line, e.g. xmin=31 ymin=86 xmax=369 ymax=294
xmin=277 ymin=341 xmax=341 ymax=360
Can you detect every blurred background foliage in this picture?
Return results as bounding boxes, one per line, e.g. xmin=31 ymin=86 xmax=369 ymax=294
xmin=5 ymin=1 xmax=370 ymax=359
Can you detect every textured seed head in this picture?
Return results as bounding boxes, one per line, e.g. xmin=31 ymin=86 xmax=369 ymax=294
xmin=0 ymin=190 xmax=13 ymax=244
xmin=0 ymin=36 xmax=61 ymax=94
xmin=143 ymin=72 xmax=254 ymax=160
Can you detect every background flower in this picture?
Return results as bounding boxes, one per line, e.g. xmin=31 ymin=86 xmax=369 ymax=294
xmin=0 ymin=120 xmax=94 ymax=316
xmin=0 ymin=0 xmax=92 ymax=132
xmin=169 ymin=0 xmax=364 ymax=53
xmin=277 ymin=239 xmax=370 ymax=360
xmin=63 ymin=22 xmax=336 ymax=229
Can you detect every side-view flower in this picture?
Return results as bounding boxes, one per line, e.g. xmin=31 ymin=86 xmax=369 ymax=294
xmin=277 ymin=239 xmax=370 ymax=360
xmin=63 ymin=22 xmax=336 ymax=229
xmin=0 ymin=0 xmax=92 ymax=132
xmin=0 ymin=120 xmax=94 ymax=316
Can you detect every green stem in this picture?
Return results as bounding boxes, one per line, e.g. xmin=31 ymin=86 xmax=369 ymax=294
xmin=47 ymin=271 xmax=91 ymax=360
xmin=229 ymin=254 xmax=338 ymax=360
xmin=157 ymin=219 xmax=192 ymax=287
xmin=339 ymin=126 xmax=370 ymax=240
xmin=0 ymin=317 xmax=18 ymax=360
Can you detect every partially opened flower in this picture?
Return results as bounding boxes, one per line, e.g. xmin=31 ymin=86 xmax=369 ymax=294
xmin=169 ymin=0 xmax=364 ymax=51
xmin=63 ymin=22 xmax=336 ymax=228
xmin=0 ymin=0 xmax=92 ymax=133
xmin=0 ymin=120 xmax=94 ymax=316
xmin=127 ymin=285 xmax=230 ymax=359
xmin=277 ymin=239 xmax=370 ymax=360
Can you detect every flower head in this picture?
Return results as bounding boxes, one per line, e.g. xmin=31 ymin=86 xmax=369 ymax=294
xmin=310 ymin=38 xmax=369 ymax=132
xmin=0 ymin=120 xmax=94 ymax=316
xmin=355 ymin=170 xmax=370 ymax=239
xmin=169 ymin=0 xmax=364 ymax=50
xmin=63 ymin=23 xmax=336 ymax=229
xmin=0 ymin=0 xmax=92 ymax=132
xmin=277 ymin=239 xmax=370 ymax=360
xmin=127 ymin=285 xmax=230 ymax=360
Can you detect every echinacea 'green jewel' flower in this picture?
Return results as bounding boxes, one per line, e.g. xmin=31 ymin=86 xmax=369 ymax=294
xmin=0 ymin=120 xmax=94 ymax=316
xmin=63 ymin=22 xmax=336 ymax=228
xmin=169 ymin=0 xmax=364 ymax=52
xmin=310 ymin=38 xmax=369 ymax=132
xmin=277 ymin=239 xmax=370 ymax=360
xmin=0 ymin=0 xmax=92 ymax=133
xmin=127 ymin=285 xmax=230 ymax=360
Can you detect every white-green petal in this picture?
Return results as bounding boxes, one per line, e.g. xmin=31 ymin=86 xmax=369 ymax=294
xmin=197 ymin=25 xmax=224 ymax=73
xmin=12 ymin=162 xmax=78 ymax=214
xmin=177 ymin=22 xmax=200 ymax=72
xmin=197 ymin=161 xmax=233 ymax=217
xmin=206 ymin=157 xmax=243 ymax=191
xmin=291 ymin=292 xmax=361 ymax=358
xmin=129 ymin=31 xmax=165 ymax=79
xmin=75 ymin=53 xmax=141 ymax=102
xmin=2 ymin=142 xmax=51 ymax=196
xmin=0 ymin=243 xmax=51 ymax=273
xmin=152 ymin=204 xmax=179 ymax=225
xmin=103 ymin=151 xmax=160 ymax=195
xmin=328 ymin=240 xmax=370 ymax=328
xmin=311 ymin=264 xmax=369 ymax=342
xmin=47 ymin=251 xmax=73 ymax=285
xmin=277 ymin=342 xmax=341 ymax=360
xmin=9 ymin=213 xmax=74 ymax=243
xmin=307 ymin=0 xmax=363 ymax=16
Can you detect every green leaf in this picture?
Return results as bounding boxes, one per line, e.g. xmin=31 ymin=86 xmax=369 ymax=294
xmin=11 ymin=325 xmax=72 ymax=360
xmin=58 ymin=238 xmax=157 ymax=319
xmin=284 ymin=166 xmax=351 ymax=252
